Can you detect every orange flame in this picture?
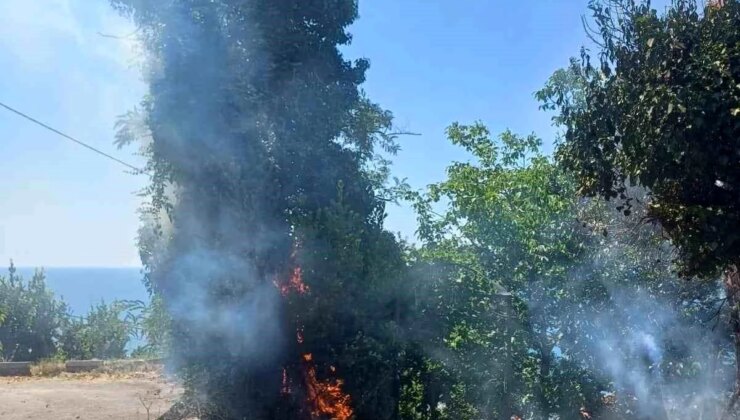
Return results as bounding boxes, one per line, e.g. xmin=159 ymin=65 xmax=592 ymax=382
xmin=275 ymin=266 xmax=310 ymax=296
xmin=302 ymin=355 xmax=353 ymax=420
xmin=276 ymin=245 xmax=353 ymax=420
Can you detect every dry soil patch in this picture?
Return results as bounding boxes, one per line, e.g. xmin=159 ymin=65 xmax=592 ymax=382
xmin=0 ymin=374 xmax=181 ymax=420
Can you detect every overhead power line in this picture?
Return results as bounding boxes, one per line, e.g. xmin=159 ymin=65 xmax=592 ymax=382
xmin=0 ymin=101 xmax=145 ymax=174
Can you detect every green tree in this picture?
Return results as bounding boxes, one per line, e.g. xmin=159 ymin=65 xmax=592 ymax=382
xmin=110 ymin=1 xmax=409 ymax=418
xmin=538 ymin=0 xmax=740 ymax=410
xmin=405 ymin=124 xmax=601 ymax=418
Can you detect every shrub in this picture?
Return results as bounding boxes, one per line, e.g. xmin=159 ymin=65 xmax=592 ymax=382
xmin=0 ymin=263 xmax=68 ymax=362
xmin=60 ymin=301 xmax=131 ymax=360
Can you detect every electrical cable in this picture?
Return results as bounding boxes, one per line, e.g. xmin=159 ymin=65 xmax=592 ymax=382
xmin=0 ymin=101 xmax=145 ymax=174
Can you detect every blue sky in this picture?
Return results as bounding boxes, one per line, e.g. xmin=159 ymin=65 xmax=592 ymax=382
xmin=0 ymin=0 xmax=654 ymax=267
xmin=346 ymin=0 xmax=594 ymax=240
xmin=0 ymin=0 xmax=145 ymax=267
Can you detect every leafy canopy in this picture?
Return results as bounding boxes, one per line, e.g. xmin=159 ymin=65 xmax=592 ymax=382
xmin=540 ymin=0 xmax=740 ymax=277
xmin=404 ymin=122 xmax=728 ymax=419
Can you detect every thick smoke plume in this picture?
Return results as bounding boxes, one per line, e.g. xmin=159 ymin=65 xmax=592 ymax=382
xmin=112 ymin=1 xmax=403 ymax=418
xmin=575 ymin=233 xmax=732 ymax=420
xmin=117 ymin=2 xmax=293 ymax=415
xmin=540 ymin=200 xmax=732 ymax=419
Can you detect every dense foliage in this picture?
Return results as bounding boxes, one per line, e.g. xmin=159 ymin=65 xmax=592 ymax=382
xmin=0 ymin=263 xmax=141 ymax=362
xmin=538 ymin=0 xmax=740 ymax=412
xmin=59 ymin=300 xmax=133 ymax=360
xmin=401 ymin=123 xmax=729 ymax=419
xmin=0 ymin=264 xmax=67 ymax=362
xmin=540 ymin=0 xmax=740 ymax=279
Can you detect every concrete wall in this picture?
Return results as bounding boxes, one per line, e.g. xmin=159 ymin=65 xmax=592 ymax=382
xmin=0 ymin=358 xmax=162 ymax=376
xmin=0 ymin=362 xmax=31 ymax=376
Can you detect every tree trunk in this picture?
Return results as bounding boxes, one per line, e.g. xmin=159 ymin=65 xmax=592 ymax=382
xmin=722 ymin=265 xmax=740 ymax=420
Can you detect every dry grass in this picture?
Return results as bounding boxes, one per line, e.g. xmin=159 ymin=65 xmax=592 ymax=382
xmin=75 ymin=360 xmax=166 ymax=381
xmin=25 ymin=359 xmax=166 ymax=381
xmin=29 ymin=359 xmax=65 ymax=377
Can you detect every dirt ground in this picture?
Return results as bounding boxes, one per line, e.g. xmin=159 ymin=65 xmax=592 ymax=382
xmin=0 ymin=372 xmax=182 ymax=420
